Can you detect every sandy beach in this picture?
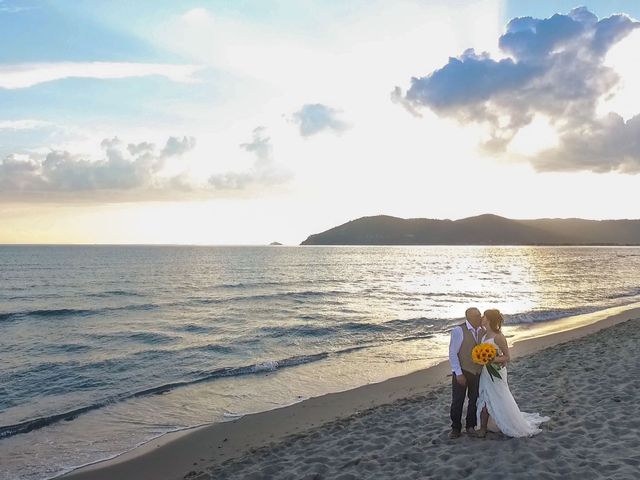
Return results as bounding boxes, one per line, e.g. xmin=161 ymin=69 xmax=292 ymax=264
xmin=61 ymin=306 xmax=640 ymax=480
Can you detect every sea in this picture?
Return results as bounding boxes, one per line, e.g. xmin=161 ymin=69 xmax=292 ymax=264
xmin=2 ymin=245 xmax=640 ymax=480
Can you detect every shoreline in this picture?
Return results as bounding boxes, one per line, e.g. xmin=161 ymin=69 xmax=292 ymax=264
xmin=61 ymin=302 xmax=640 ymax=480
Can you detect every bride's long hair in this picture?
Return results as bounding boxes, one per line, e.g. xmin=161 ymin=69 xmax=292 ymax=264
xmin=484 ymin=309 xmax=504 ymax=333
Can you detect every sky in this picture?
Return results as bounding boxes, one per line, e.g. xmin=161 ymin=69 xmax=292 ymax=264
xmin=1 ymin=0 xmax=640 ymax=244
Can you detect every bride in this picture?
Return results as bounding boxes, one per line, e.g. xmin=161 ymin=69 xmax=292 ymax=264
xmin=476 ymin=309 xmax=549 ymax=438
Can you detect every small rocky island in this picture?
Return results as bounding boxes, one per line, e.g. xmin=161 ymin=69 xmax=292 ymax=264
xmin=269 ymin=241 xmax=283 ymax=246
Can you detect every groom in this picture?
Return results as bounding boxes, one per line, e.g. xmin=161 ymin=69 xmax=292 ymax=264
xmin=448 ymin=307 xmax=484 ymax=438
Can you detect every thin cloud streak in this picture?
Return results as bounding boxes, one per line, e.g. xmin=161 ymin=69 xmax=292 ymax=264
xmin=0 ymin=62 xmax=204 ymax=89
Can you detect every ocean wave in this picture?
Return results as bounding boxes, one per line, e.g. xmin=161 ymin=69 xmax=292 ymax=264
xmin=384 ymin=317 xmax=438 ymax=333
xmin=258 ymin=318 xmax=435 ymax=339
xmin=127 ymin=331 xmax=178 ymax=344
xmin=260 ymin=324 xmax=337 ymax=337
xmin=0 ymin=303 xmax=159 ymax=322
xmin=0 ymin=308 xmax=97 ymax=321
xmin=187 ymin=343 xmax=235 ymax=354
xmin=222 ymin=412 xmax=243 ymax=419
xmin=40 ymin=343 xmax=92 ymax=354
xmin=173 ymin=324 xmax=213 ymax=334
xmin=0 ymin=352 xmax=330 ymax=440
xmin=606 ymin=287 xmax=640 ymax=300
xmin=1 ymin=293 xmax=65 ymax=301
xmin=505 ymin=307 xmax=600 ymax=324
xmin=191 ymin=290 xmax=344 ymax=305
xmin=341 ymin=321 xmax=391 ymax=332
xmin=86 ymin=290 xmax=143 ymax=298
xmin=398 ymin=333 xmax=435 ymax=342
xmin=217 ymin=279 xmax=339 ymax=289
xmin=1 ymin=339 xmax=420 ymax=440
xmin=253 ymin=316 xmax=445 ymax=347
xmin=83 ymin=331 xmax=180 ymax=347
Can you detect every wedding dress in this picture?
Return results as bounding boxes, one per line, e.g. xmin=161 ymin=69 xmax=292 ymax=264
xmin=476 ymin=336 xmax=550 ymax=437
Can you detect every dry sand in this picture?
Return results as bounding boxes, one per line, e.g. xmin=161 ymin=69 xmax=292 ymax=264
xmin=63 ymin=307 xmax=640 ymax=480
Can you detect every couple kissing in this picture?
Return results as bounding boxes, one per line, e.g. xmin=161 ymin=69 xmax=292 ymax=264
xmin=448 ymin=307 xmax=549 ymax=439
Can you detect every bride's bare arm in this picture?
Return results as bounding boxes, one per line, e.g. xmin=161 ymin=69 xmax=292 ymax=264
xmin=492 ymin=334 xmax=511 ymax=364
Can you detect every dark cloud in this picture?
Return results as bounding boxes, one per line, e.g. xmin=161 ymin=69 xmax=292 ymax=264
xmin=209 ymin=126 xmax=291 ymax=190
xmin=393 ymin=7 xmax=640 ymax=173
xmin=499 ymin=12 xmax=587 ymax=61
xmin=291 ymin=104 xmax=350 ymax=137
xmin=0 ymin=134 xmax=197 ymax=199
xmin=592 ymin=13 xmax=639 ymax=54
xmin=402 ymin=49 xmax=540 ymax=112
xmin=535 ymin=113 xmax=640 ymax=173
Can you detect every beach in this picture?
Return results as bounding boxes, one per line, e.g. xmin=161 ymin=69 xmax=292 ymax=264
xmin=63 ymin=307 xmax=640 ymax=480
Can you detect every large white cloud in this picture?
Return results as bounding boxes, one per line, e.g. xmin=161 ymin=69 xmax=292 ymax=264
xmin=0 ymin=62 xmax=203 ymax=89
xmin=0 ymin=135 xmax=197 ymax=199
xmin=393 ymin=7 xmax=640 ymax=173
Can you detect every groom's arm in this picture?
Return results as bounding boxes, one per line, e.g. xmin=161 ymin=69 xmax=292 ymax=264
xmin=448 ymin=326 xmax=464 ymax=380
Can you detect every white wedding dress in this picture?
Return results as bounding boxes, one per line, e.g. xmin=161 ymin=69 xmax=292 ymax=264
xmin=476 ymin=336 xmax=550 ymax=437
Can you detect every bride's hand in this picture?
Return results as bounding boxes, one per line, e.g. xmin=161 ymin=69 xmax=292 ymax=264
xmin=492 ymin=354 xmax=508 ymax=365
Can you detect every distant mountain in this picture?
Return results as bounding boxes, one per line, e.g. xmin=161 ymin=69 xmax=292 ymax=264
xmin=269 ymin=241 xmax=283 ymax=246
xmin=300 ymin=214 xmax=640 ymax=245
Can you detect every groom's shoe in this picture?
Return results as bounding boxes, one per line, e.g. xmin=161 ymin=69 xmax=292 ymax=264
xmin=448 ymin=429 xmax=461 ymax=439
xmin=466 ymin=427 xmax=476 ymax=435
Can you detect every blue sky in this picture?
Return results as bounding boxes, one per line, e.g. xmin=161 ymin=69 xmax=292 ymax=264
xmin=0 ymin=1 xmax=168 ymax=62
xmin=1 ymin=1 xmax=636 ymax=129
xmin=2 ymin=1 xmax=640 ymax=243
xmin=2 ymin=0 xmax=637 ymax=126
xmin=504 ymin=1 xmax=640 ymax=21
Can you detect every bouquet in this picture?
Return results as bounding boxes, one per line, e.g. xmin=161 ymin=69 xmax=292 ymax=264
xmin=472 ymin=343 xmax=502 ymax=382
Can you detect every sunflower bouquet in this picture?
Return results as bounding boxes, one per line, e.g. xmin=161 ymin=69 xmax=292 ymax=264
xmin=472 ymin=343 xmax=502 ymax=382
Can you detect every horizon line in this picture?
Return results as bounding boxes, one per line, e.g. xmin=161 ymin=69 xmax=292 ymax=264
xmin=3 ymin=243 xmax=640 ymax=247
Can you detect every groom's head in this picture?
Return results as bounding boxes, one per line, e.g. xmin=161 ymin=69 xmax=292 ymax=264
xmin=465 ymin=307 xmax=482 ymax=328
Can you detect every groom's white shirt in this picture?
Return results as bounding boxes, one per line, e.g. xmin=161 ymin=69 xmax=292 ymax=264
xmin=448 ymin=320 xmax=483 ymax=376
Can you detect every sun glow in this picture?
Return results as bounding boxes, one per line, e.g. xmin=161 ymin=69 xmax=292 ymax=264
xmin=599 ymin=28 xmax=640 ymax=120
xmin=507 ymin=115 xmax=559 ymax=156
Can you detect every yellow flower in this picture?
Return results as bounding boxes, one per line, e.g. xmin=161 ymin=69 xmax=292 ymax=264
xmin=472 ymin=343 xmax=497 ymax=366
